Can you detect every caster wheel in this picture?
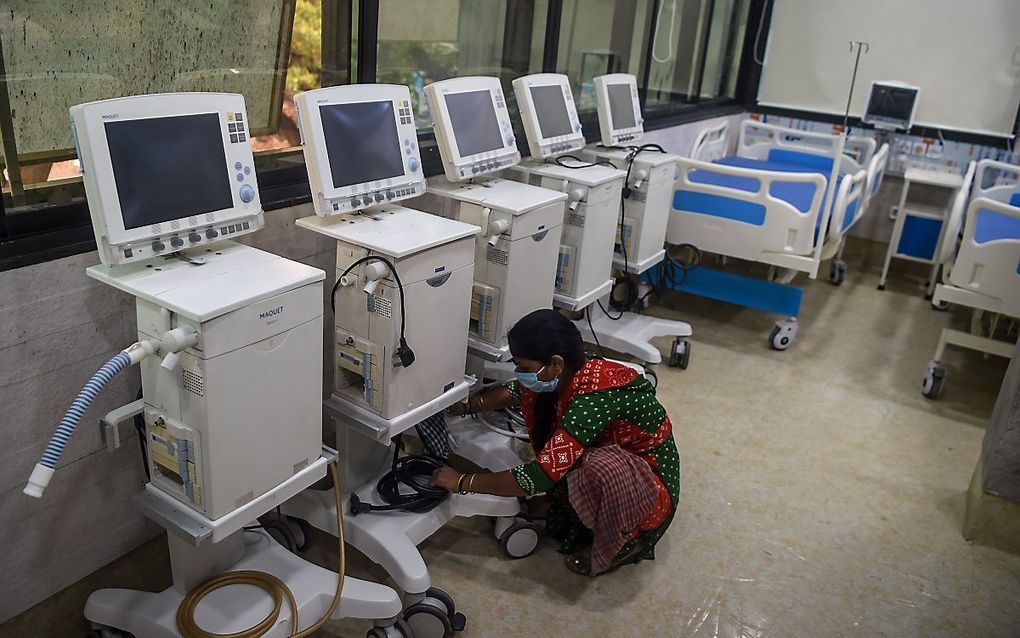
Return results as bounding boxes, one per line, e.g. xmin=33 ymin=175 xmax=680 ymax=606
xmin=405 ymin=600 xmax=453 ymax=638
xmin=368 ymin=619 xmax=414 ymax=638
xmin=85 ymin=630 xmax=127 ymax=638
xmin=922 ymin=362 xmax=947 ymax=399
xmin=498 ymin=519 xmax=541 ymax=559
xmin=285 ymin=515 xmax=314 ymax=551
xmin=263 ymin=520 xmax=297 ymax=552
xmin=769 ymin=320 xmax=798 ymax=351
xmin=829 ymin=260 xmax=847 ymax=286
xmin=877 ymin=284 xmax=886 ymax=291
xmin=933 ymin=300 xmax=951 ymax=312
xmin=643 ymin=366 xmax=658 ymax=388
xmin=669 ymin=337 xmax=691 ymax=369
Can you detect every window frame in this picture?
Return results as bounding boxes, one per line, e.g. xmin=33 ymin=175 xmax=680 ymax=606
xmin=1 ymin=0 xmax=755 ymax=271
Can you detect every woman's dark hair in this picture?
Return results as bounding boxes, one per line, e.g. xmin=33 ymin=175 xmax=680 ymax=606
xmin=507 ymin=309 xmax=587 ymax=450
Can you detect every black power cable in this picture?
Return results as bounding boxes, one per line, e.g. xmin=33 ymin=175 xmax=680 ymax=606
xmin=348 ymin=436 xmax=449 ymax=515
xmin=331 ymin=255 xmax=415 ymax=368
xmin=605 ymin=143 xmax=668 ymax=319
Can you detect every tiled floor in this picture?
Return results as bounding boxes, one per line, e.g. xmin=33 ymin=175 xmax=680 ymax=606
xmin=320 ymin=240 xmax=1019 ymax=637
xmin=4 ymin=239 xmax=1018 ymax=637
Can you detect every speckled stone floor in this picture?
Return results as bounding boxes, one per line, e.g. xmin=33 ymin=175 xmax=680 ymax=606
xmin=318 ymin=239 xmax=1019 ymax=637
xmin=3 ymin=239 xmax=1017 ymax=638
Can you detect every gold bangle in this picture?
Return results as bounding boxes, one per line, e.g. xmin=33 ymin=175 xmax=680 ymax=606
xmin=477 ymin=394 xmax=485 ymax=412
xmin=455 ymin=473 xmax=467 ymax=492
xmin=467 ymin=473 xmax=478 ymax=493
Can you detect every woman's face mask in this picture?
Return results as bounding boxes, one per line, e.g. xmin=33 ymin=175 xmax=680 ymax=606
xmin=515 ymin=365 xmax=559 ymax=393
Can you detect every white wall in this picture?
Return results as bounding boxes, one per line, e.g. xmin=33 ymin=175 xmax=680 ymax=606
xmin=758 ymin=0 xmax=1020 ymax=137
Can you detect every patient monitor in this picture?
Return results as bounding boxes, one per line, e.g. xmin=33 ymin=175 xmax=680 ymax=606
xmin=295 ymin=84 xmax=477 ymax=418
xmin=584 ymin=73 xmax=677 ymax=270
xmin=510 ymin=73 xmax=624 ymax=302
xmin=71 ymin=93 xmax=265 ymax=266
xmin=425 ymin=76 xmax=566 ymax=351
xmin=593 ymin=72 xmax=644 ymax=147
xmin=69 ymin=93 xmax=325 ymax=519
xmin=863 ymin=81 xmax=920 ymax=131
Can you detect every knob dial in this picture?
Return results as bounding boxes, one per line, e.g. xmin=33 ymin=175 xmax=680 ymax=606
xmin=188 ymin=232 xmax=201 ymax=244
xmin=239 ymin=184 xmax=255 ymax=203
xmin=409 ymin=158 xmax=420 ymax=172
xmin=374 ymin=193 xmax=385 ymax=203
xmin=385 ymin=190 xmax=395 ymax=200
xmin=151 ymin=240 xmax=166 ymax=253
xmin=205 ymin=229 xmax=219 ymax=240
xmin=170 ymin=237 xmax=184 ymax=248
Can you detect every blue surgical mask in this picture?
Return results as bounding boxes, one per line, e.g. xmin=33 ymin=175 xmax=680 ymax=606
xmin=515 ymin=365 xmax=559 ymax=393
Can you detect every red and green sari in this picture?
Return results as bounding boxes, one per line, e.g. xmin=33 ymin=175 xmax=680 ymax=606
xmin=508 ymin=358 xmax=680 ymax=562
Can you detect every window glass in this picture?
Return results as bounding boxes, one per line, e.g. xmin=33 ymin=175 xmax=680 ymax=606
xmin=375 ymin=0 xmax=547 ymax=131
xmin=0 ymin=0 xmax=339 ymax=201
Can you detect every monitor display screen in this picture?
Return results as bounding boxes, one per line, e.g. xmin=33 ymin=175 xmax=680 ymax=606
xmin=607 ymin=83 xmax=637 ymax=130
xmin=530 ymin=84 xmax=573 ymax=138
xmin=105 ymin=113 xmax=233 ymax=230
xmin=865 ymin=85 xmax=918 ymax=122
xmin=320 ymin=101 xmax=404 ymax=188
xmin=444 ymin=90 xmax=504 ymax=157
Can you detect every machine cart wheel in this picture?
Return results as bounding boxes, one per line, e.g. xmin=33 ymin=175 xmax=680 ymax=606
xmin=367 ymin=618 xmax=415 ymax=638
xmin=495 ymin=517 xmax=541 ymax=559
xmin=404 ymin=587 xmax=465 ymax=638
xmin=670 ymin=337 xmax=691 ymax=369
xmin=921 ymin=361 xmax=947 ymax=399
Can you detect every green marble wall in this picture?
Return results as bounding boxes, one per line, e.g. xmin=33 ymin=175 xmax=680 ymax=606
xmin=1 ymin=0 xmax=292 ymax=160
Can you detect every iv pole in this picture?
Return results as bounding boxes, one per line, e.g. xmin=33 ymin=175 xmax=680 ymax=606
xmin=817 ymin=41 xmax=870 ymax=267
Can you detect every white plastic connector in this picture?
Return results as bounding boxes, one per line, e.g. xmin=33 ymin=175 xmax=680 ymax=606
xmin=487 ymin=218 xmax=510 ymax=246
xmin=363 ymin=279 xmax=381 ymax=295
xmin=161 ymin=351 xmax=181 ymax=372
xmin=23 ymin=463 xmax=54 ymax=498
xmin=161 ymin=326 xmax=198 ymax=353
xmin=632 ymin=168 xmax=649 ymax=190
xmin=365 ymin=261 xmax=389 ymax=282
xmin=124 ymin=340 xmax=158 ymax=364
xmin=568 ymin=187 xmax=586 ymax=211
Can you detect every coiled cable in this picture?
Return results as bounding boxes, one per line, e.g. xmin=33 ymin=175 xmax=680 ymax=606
xmin=349 ymin=437 xmax=449 ymax=515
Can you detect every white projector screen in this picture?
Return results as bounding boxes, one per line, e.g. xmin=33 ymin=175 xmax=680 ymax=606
xmin=757 ymin=0 xmax=1020 ymax=137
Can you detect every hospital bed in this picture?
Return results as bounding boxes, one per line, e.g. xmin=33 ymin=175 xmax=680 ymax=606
xmin=923 ymin=159 xmax=1020 ymax=398
xmin=660 ymin=120 xmax=871 ymax=349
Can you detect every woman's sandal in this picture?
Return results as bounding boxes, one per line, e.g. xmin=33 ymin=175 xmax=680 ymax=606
xmin=564 ymin=542 xmax=645 ymax=576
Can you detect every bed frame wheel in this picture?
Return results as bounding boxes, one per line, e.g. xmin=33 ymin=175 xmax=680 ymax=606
xmin=829 ymin=260 xmax=847 ymax=286
xmin=643 ymin=366 xmax=659 ymax=387
xmin=922 ymin=361 xmax=947 ymax=399
xmin=769 ymin=319 xmax=798 ymax=351
xmin=669 ymin=337 xmax=691 ymax=369
xmin=933 ymin=299 xmax=951 ymax=311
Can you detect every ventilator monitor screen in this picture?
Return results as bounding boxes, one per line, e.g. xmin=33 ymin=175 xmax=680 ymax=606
xmin=445 ymin=90 xmax=504 ymax=157
xmin=530 ymin=84 xmax=573 ymax=138
xmin=106 ymin=114 xmax=233 ymax=230
xmin=607 ymin=83 xmax=637 ymax=130
xmin=320 ymin=101 xmax=404 ymax=188
xmin=864 ymin=85 xmax=918 ymax=128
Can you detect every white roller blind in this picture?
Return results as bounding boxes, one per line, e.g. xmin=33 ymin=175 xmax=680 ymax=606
xmin=757 ymin=0 xmax=1020 ymax=137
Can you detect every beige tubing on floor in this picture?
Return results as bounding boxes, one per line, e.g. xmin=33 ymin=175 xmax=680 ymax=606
xmin=176 ymin=461 xmax=346 ymax=638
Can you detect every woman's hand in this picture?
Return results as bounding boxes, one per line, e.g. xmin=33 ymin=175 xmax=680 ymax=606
xmin=431 ymin=466 xmax=463 ymax=492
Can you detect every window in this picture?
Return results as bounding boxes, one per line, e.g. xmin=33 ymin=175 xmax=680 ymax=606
xmin=374 ymin=0 xmax=548 ymax=131
xmin=2 ymin=0 xmax=752 ymax=270
xmin=555 ymin=0 xmax=750 ymax=118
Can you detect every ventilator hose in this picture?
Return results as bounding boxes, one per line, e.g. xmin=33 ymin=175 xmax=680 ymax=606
xmin=45 ymin=352 xmax=132 ymax=468
xmin=24 ymin=351 xmax=134 ymax=498
xmin=176 ymin=461 xmax=346 ymax=638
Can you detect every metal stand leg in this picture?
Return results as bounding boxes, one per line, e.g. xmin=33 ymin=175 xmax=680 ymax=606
xmin=879 ymin=180 xmax=911 ymax=290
